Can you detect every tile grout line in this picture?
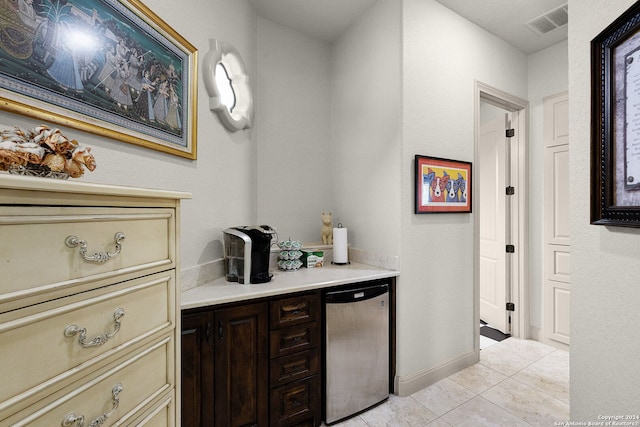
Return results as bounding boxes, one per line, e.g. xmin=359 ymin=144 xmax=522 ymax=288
xmin=506 ymin=349 xmax=571 ymax=408
xmin=443 ymin=363 xmax=536 ymax=426
xmin=508 ymin=374 xmax=570 ymax=408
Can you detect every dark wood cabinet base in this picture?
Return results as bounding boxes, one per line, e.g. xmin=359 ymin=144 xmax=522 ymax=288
xmin=181 ymin=278 xmax=395 ymax=427
xmin=182 ymin=291 xmax=321 ymax=427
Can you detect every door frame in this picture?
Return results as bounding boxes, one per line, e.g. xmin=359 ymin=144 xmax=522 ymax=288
xmin=474 ymin=81 xmax=530 ymax=352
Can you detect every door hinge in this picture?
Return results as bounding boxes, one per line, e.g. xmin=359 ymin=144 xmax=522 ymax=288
xmin=506 ymin=128 xmax=515 ymax=138
xmin=506 ymin=186 xmax=515 ymax=195
xmin=506 ymin=302 xmax=515 ymax=312
xmin=506 ymin=244 xmax=515 ymax=253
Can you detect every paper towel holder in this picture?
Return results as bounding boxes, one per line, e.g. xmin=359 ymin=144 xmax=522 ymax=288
xmin=331 ymin=223 xmax=350 ymax=265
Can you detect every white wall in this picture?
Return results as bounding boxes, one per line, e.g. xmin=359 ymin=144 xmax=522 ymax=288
xmin=255 ymin=18 xmax=333 ymax=243
xmin=399 ymin=0 xmax=528 ymax=395
xmin=0 ymin=0 xmax=258 ymax=275
xmin=527 ymin=41 xmax=568 ymax=332
xmin=330 ymin=0 xmax=402 ymax=258
xmin=569 ymin=0 xmax=640 ymax=419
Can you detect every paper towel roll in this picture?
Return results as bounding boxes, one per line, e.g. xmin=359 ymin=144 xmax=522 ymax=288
xmin=333 ymin=226 xmax=348 ymax=264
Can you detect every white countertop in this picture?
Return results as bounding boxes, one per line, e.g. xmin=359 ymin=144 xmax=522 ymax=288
xmin=180 ymin=262 xmax=399 ymax=309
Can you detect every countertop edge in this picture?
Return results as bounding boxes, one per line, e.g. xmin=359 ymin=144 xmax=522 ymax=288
xmin=180 ymin=263 xmax=399 ymax=310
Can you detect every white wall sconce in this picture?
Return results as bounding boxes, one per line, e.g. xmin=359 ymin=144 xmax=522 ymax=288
xmin=202 ymin=39 xmax=253 ymax=131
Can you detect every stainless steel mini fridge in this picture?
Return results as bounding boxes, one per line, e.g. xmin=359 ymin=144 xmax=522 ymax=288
xmin=324 ymin=282 xmax=390 ymax=424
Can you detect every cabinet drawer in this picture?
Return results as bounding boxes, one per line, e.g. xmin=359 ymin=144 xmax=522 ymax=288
xmin=270 ymin=350 xmax=319 ymax=388
xmin=270 ymin=293 xmax=320 ymax=329
xmin=0 ymin=207 xmax=175 ymax=305
xmin=2 ymin=336 xmax=173 ymax=427
xmin=270 ymin=377 xmax=319 ymax=427
xmin=0 ymin=272 xmax=174 ymax=415
xmin=270 ymin=322 xmax=318 ymax=359
xmin=128 ymin=390 xmax=175 ymax=426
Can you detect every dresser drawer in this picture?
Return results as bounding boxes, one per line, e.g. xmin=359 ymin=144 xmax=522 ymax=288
xmin=270 ymin=376 xmax=319 ymax=427
xmin=0 ymin=207 xmax=175 ymax=306
xmin=270 ymin=293 xmax=320 ymax=329
xmin=270 ymin=349 xmax=319 ymax=388
xmin=270 ymin=322 xmax=319 ymax=359
xmin=2 ymin=336 xmax=174 ymax=427
xmin=0 ymin=272 xmax=175 ymax=415
xmin=127 ymin=390 xmax=175 ymax=426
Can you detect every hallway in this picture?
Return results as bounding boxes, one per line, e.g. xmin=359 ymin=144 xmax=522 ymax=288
xmin=330 ymin=338 xmax=569 ymax=426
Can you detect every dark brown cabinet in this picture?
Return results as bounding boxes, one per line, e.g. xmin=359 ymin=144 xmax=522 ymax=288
xmin=181 ymin=302 xmax=269 ymax=426
xmin=181 ymin=311 xmax=214 ymax=426
xmin=268 ymin=293 xmax=321 ymax=426
xmin=214 ymin=303 xmax=270 ymax=426
xmin=181 ymin=292 xmax=320 ymax=427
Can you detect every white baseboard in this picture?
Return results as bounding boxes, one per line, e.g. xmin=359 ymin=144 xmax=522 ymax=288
xmin=394 ymin=350 xmax=478 ymax=397
xmin=544 ymin=337 xmax=570 ymax=351
xmin=530 ymin=326 xmax=569 ymax=351
xmin=529 ymin=326 xmax=543 ymax=342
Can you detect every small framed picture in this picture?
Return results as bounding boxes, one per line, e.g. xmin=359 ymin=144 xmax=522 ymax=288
xmin=414 ymin=155 xmax=472 ymax=214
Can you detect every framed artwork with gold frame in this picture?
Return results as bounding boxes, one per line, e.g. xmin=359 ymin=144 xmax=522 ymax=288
xmin=0 ymin=0 xmax=197 ymax=159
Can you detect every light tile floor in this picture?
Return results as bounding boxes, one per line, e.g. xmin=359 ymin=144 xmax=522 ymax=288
xmin=328 ymin=338 xmax=569 ymax=427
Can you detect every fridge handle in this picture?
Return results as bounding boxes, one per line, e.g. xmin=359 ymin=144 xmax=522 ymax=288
xmin=325 ymin=283 xmax=389 ymax=304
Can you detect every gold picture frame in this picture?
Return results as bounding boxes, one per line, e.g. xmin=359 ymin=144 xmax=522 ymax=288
xmin=0 ymin=0 xmax=197 ymax=159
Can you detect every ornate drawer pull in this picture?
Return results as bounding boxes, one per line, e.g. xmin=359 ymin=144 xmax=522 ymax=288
xmin=61 ymin=383 xmax=123 ymax=427
xmin=65 ymin=232 xmax=126 ymax=264
xmin=282 ymin=302 xmax=306 ymax=315
xmin=65 ymin=308 xmax=125 ymax=348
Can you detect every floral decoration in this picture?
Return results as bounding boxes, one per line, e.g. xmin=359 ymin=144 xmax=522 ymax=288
xmin=0 ymin=125 xmax=96 ymax=178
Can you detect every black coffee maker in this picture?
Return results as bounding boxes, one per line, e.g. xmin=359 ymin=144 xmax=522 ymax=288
xmin=223 ymin=225 xmax=276 ymax=284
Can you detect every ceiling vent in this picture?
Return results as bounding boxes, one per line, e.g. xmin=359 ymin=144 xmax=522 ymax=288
xmin=525 ymin=3 xmax=568 ymax=36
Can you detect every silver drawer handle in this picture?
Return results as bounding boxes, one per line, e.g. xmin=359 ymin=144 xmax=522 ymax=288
xmin=61 ymin=383 xmax=123 ymax=427
xmin=65 ymin=232 xmax=126 ymax=264
xmin=65 ymin=308 xmax=125 ymax=348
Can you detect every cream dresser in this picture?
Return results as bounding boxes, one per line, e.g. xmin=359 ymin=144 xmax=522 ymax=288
xmin=0 ymin=174 xmax=190 ymax=426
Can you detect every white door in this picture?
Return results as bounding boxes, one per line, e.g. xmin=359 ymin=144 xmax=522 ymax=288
xmin=479 ymin=113 xmax=510 ymax=334
xmin=544 ymin=91 xmax=570 ymax=348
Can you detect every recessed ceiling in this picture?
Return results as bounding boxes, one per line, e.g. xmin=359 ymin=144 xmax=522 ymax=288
xmin=248 ymin=0 xmax=378 ymax=43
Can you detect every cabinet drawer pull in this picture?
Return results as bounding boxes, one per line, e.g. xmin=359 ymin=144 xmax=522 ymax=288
xmin=61 ymin=383 xmax=123 ymax=427
xmin=282 ymin=302 xmax=306 ymax=315
xmin=65 ymin=308 xmax=125 ymax=348
xmin=65 ymin=232 xmax=126 ymax=264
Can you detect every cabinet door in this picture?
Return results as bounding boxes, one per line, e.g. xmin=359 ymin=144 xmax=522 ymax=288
xmin=181 ymin=311 xmax=214 ymax=426
xmin=214 ymin=303 xmax=269 ymax=427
